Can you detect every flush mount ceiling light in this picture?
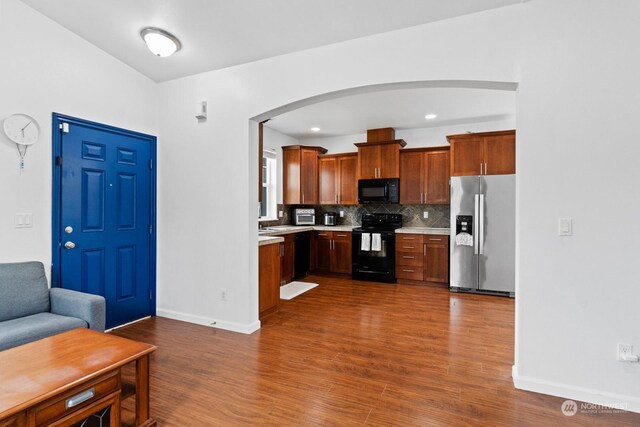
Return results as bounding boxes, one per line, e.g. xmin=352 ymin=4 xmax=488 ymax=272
xmin=140 ymin=27 xmax=181 ymax=57
xmin=310 ymin=127 xmax=321 ymax=132
xmin=425 ymin=114 xmax=438 ymax=120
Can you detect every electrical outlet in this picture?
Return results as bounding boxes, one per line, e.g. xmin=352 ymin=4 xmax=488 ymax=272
xmin=221 ymin=288 xmax=227 ymax=301
xmin=423 ymin=211 xmax=428 ymax=219
xmin=617 ymin=343 xmax=638 ymax=362
xmin=278 ymin=210 xmax=283 ymax=218
xmin=339 ymin=211 xmax=344 ymax=218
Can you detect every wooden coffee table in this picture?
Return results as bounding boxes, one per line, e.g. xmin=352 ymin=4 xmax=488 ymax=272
xmin=0 ymin=328 xmax=156 ymax=427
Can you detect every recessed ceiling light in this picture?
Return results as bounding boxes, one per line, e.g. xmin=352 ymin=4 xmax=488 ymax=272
xmin=140 ymin=27 xmax=182 ymax=57
xmin=425 ymin=114 xmax=438 ymax=120
xmin=311 ymin=127 xmax=321 ymax=132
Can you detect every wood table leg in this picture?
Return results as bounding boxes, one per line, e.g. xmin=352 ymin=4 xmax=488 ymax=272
xmin=135 ymin=354 xmax=151 ymax=426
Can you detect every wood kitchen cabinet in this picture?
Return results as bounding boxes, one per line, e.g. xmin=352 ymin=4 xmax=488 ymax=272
xmin=280 ymin=234 xmax=295 ymax=285
xmin=313 ymin=231 xmax=352 ymax=274
xmin=399 ymin=147 xmax=450 ymax=205
xmin=423 ymin=234 xmax=449 ymax=283
xmin=395 ymin=233 xmax=449 ymax=284
xmin=318 ymin=153 xmax=357 ymax=205
xmin=259 ymin=242 xmax=281 ymax=319
xmin=448 ymin=130 xmax=515 ymax=176
xmin=354 ymin=140 xmax=406 ymax=179
xmin=282 ymin=145 xmax=327 ymax=205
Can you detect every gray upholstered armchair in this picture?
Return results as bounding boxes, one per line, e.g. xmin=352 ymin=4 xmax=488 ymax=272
xmin=0 ymin=261 xmax=106 ymax=351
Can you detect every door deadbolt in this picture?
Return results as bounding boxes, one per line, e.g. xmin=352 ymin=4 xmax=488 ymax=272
xmin=64 ymin=226 xmax=73 ymax=234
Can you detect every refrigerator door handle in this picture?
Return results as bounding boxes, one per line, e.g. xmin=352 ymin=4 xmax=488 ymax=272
xmin=479 ymin=194 xmax=485 ymax=254
xmin=474 ymin=194 xmax=479 ymax=254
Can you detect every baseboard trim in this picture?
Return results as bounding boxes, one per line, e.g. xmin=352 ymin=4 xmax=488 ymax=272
xmin=157 ymin=309 xmax=261 ymax=334
xmin=512 ymin=365 xmax=640 ymax=414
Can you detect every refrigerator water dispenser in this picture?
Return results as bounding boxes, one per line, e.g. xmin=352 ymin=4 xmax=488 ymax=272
xmin=456 ymin=215 xmax=473 ymax=236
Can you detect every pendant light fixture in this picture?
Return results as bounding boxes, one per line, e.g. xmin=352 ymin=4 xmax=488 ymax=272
xmin=140 ymin=27 xmax=182 ymax=57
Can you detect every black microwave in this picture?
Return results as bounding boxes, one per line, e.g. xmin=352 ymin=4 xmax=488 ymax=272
xmin=358 ymin=178 xmax=400 ymax=204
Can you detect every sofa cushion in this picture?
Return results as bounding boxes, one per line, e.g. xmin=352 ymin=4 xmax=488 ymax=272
xmin=0 ymin=312 xmax=87 ymax=351
xmin=0 ymin=261 xmax=49 ymax=322
xmin=0 ymin=261 xmax=50 ymax=322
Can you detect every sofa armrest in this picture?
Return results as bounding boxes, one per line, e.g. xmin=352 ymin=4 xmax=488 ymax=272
xmin=49 ymin=288 xmax=106 ymax=332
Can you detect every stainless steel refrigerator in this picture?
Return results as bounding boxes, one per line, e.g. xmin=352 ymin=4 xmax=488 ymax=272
xmin=450 ymin=175 xmax=515 ymax=296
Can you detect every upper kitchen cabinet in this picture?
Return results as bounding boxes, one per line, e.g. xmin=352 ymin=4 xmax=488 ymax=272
xmin=448 ymin=130 xmax=515 ymax=176
xmin=282 ymin=145 xmax=327 ymax=205
xmin=355 ymin=140 xmax=407 ymax=179
xmin=400 ymin=147 xmax=450 ymax=205
xmin=318 ymin=153 xmax=357 ymax=205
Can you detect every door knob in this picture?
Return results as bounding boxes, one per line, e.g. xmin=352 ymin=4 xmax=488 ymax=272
xmin=64 ymin=241 xmax=76 ymax=250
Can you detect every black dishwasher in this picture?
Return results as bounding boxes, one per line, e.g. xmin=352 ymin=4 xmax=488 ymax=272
xmin=294 ymin=231 xmax=311 ymax=280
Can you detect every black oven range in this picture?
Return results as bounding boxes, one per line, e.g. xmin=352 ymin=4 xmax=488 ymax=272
xmin=352 ymin=213 xmax=403 ymax=283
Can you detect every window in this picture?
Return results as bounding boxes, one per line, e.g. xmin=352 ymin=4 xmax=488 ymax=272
xmin=260 ymin=150 xmax=277 ymax=220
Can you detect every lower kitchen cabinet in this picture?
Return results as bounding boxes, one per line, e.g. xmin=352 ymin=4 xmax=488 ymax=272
xmin=396 ymin=233 xmax=449 ymax=284
xmin=259 ymin=242 xmax=281 ymax=319
xmin=313 ymin=231 xmax=352 ymax=274
xmin=423 ymin=234 xmax=449 ymax=283
xmin=280 ymin=234 xmax=295 ymax=284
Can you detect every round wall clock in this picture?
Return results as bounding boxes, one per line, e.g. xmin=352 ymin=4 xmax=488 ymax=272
xmin=3 ymin=113 xmax=40 ymax=146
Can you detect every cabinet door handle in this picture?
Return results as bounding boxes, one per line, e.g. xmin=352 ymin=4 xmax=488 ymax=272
xmin=338 ymin=194 xmax=340 ymax=204
xmin=484 ymin=162 xmax=488 ymax=174
xmin=402 ymin=269 xmax=414 ymax=273
xmin=403 ymin=246 xmax=414 ymax=249
xmin=428 ymin=238 xmax=442 ymax=241
xmin=424 ymin=244 xmax=427 ymax=256
xmin=318 ymin=233 xmax=328 ymax=236
xmin=402 ymin=256 xmax=415 ymax=259
xmin=337 ymin=234 xmax=348 ymax=237
xmin=302 ymin=193 xmax=305 ymax=204
xmin=402 ymin=237 xmax=415 ymax=240
xmin=480 ymin=163 xmax=483 ymax=175
xmin=424 ymin=193 xmax=427 ymax=203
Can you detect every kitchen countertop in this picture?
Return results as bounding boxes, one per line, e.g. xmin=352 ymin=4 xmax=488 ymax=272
xmin=258 ymin=235 xmax=284 ymax=246
xmin=258 ymin=225 xmax=356 ymax=236
xmin=259 ymin=225 xmax=449 ymax=237
xmin=396 ymin=227 xmax=450 ymax=236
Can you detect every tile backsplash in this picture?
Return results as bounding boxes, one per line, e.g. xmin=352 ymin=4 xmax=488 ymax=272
xmin=261 ymin=204 xmax=449 ymax=228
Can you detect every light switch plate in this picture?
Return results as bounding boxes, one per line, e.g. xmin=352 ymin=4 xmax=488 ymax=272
xmin=15 ymin=213 xmax=33 ymax=228
xmin=339 ymin=211 xmax=344 ymax=218
xmin=558 ymin=217 xmax=572 ymax=236
xmin=423 ymin=211 xmax=429 ymax=219
xmin=278 ymin=210 xmax=283 ymax=218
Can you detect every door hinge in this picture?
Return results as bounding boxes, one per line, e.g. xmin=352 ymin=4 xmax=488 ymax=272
xmin=149 ymin=159 xmax=153 ymax=170
xmin=59 ymin=122 xmax=70 ymax=133
xmin=149 ymin=288 xmax=153 ymax=300
xmin=56 ymin=156 xmax=63 ymax=166
xmin=149 ymin=224 xmax=153 ymax=235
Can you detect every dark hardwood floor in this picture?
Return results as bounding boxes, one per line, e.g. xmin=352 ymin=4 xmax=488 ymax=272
xmin=111 ymin=275 xmax=640 ymax=426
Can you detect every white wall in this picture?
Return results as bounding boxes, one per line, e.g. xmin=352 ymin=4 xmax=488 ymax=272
xmin=263 ymin=126 xmax=299 ymax=204
xmin=0 ymin=0 xmax=157 ymax=276
xmin=155 ymin=0 xmax=640 ymax=412
xmin=514 ymin=0 xmax=640 ymax=411
xmin=300 ymin=119 xmax=516 ymax=154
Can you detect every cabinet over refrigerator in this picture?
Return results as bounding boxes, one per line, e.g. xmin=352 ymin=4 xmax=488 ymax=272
xmin=450 ymin=175 xmax=515 ymax=296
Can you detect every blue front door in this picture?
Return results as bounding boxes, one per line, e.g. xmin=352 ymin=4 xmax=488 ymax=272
xmin=54 ymin=114 xmax=155 ymax=329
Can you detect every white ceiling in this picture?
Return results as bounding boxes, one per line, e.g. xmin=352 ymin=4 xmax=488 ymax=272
xmin=20 ymin=0 xmax=521 ymax=82
xmin=265 ymin=87 xmax=516 ymax=139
